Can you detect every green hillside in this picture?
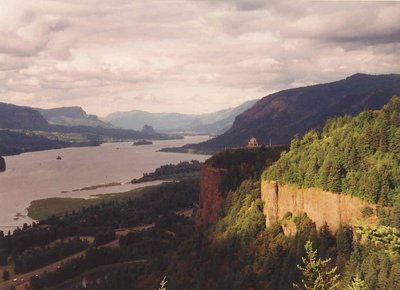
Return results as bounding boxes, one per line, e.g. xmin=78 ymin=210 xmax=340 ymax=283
xmin=265 ymin=96 xmax=400 ymax=205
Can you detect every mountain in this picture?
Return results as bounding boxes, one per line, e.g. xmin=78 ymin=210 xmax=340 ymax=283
xmin=179 ymin=73 xmax=400 ymax=152
xmin=0 ymin=103 xmax=49 ymax=130
xmin=265 ymin=96 xmax=400 ymax=205
xmin=0 ymin=102 xmax=180 ymax=155
xmin=35 ymin=106 xmax=114 ymax=128
xmin=103 ymin=99 xmax=258 ymax=134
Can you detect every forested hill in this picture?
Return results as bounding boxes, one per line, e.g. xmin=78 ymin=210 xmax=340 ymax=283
xmin=180 ymin=73 xmax=400 ymax=153
xmin=265 ymin=96 xmax=400 ymax=205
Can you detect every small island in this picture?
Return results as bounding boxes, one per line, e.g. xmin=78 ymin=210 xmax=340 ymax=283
xmin=133 ymin=140 xmax=153 ymax=146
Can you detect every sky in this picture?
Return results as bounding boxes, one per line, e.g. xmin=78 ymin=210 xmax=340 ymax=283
xmin=0 ymin=0 xmax=399 ymax=116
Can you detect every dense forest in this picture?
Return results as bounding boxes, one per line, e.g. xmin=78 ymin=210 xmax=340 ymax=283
xmin=131 ymin=160 xmax=202 ymax=183
xmin=265 ymin=96 xmax=400 ymax=205
xmin=205 ymin=145 xmax=287 ymax=196
xmin=1 ymin=99 xmax=400 ymax=289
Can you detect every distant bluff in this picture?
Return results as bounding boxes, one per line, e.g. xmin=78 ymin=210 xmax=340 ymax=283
xmin=0 ymin=102 xmax=49 ymax=130
xmin=0 ymin=156 xmax=5 ymax=172
xmin=186 ymin=73 xmax=400 ymax=151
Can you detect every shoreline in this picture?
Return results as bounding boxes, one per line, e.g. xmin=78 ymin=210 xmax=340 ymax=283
xmin=26 ymin=180 xmax=167 ymax=221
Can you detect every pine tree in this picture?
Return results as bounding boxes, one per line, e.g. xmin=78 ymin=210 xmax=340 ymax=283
xmin=346 ymin=275 xmax=367 ymax=290
xmin=389 ymin=263 xmax=400 ymax=288
xmin=293 ymin=240 xmax=340 ymax=290
xmin=156 ymin=276 xmax=167 ymax=290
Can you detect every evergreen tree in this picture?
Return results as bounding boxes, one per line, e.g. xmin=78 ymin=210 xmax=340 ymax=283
xmin=293 ymin=240 xmax=340 ymax=290
xmin=389 ymin=263 xmax=400 ymax=288
xmin=156 ymin=276 xmax=167 ymax=290
xmin=336 ymin=225 xmax=352 ymax=258
xmin=346 ymin=275 xmax=367 ymax=290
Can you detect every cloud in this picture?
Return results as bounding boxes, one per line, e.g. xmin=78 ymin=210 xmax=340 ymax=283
xmin=0 ymin=0 xmax=398 ymax=115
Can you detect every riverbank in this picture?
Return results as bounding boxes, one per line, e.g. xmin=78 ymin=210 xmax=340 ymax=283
xmin=27 ymin=182 xmax=165 ymax=221
xmin=0 ymin=136 xmax=211 ymax=231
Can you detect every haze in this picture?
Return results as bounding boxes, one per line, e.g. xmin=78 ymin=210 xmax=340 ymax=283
xmin=0 ymin=0 xmax=399 ymax=116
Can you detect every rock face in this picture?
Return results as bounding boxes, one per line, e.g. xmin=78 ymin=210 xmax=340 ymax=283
xmin=0 ymin=156 xmax=5 ymax=172
xmin=0 ymin=102 xmax=49 ymax=130
xmin=195 ymin=165 xmax=227 ymax=229
xmin=261 ymin=180 xmax=376 ymax=234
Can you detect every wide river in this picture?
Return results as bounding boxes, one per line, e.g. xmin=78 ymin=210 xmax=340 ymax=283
xmin=0 ymin=135 xmax=211 ymax=232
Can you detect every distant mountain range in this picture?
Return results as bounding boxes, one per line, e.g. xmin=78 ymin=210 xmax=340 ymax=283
xmin=0 ymin=103 xmax=178 ymax=156
xmin=103 ymin=99 xmax=258 ymax=134
xmin=168 ymin=73 xmax=400 ymax=153
xmin=35 ymin=106 xmax=114 ymax=128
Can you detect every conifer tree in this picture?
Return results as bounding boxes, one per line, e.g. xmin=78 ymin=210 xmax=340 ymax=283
xmin=346 ymin=275 xmax=367 ymax=290
xmin=293 ymin=240 xmax=340 ymax=290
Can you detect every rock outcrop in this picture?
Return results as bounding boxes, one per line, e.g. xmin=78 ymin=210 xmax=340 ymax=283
xmin=261 ymin=180 xmax=376 ymax=234
xmin=195 ymin=165 xmax=227 ymax=229
xmin=0 ymin=156 xmax=5 ymax=172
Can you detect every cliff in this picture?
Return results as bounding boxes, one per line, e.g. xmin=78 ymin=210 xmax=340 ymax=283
xmin=181 ymin=73 xmax=400 ymax=152
xmin=0 ymin=102 xmax=49 ymax=130
xmin=0 ymin=156 xmax=5 ymax=172
xmin=261 ymin=180 xmax=376 ymax=234
xmin=195 ymin=165 xmax=227 ymax=228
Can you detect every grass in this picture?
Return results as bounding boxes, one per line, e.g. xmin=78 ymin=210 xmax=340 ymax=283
xmin=27 ymin=183 xmax=163 ymax=221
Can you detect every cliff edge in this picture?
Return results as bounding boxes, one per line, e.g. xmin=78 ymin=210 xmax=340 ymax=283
xmin=261 ymin=180 xmax=376 ymax=233
xmin=195 ymin=165 xmax=227 ymax=229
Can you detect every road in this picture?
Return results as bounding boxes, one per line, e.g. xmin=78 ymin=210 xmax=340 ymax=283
xmin=0 ymin=224 xmax=155 ymax=290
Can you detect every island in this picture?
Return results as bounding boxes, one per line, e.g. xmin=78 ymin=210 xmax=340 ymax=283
xmin=133 ymin=140 xmax=153 ymax=146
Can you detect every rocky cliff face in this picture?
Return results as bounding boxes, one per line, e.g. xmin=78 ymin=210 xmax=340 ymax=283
xmin=0 ymin=102 xmax=49 ymax=130
xmin=261 ymin=180 xmax=376 ymax=233
xmin=0 ymin=156 xmax=5 ymax=172
xmin=195 ymin=165 xmax=227 ymax=229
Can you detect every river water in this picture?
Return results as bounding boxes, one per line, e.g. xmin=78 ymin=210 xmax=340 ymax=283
xmin=0 ymin=136 xmax=211 ymax=232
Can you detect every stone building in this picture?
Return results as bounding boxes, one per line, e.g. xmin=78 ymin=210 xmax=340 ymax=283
xmin=247 ymin=137 xmax=261 ymax=148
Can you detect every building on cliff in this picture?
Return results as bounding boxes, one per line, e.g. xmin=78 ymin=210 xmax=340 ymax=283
xmin=247 ymin=137 xmax=261 ymax=148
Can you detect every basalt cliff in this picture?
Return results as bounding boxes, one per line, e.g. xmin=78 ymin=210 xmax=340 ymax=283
xmin=196 ymin=165 xmax=377 ymax=233
xmin=195 ymin=165 xmax=226 ymax=229
xmin=261 ymin=180 xmax=376 ymax=233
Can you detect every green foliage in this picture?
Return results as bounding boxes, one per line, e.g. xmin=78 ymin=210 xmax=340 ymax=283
xmin=216 ymin=180 xmax=265 ymax=245
xmin=14 ymin=237 xmax=89 ymax=274
xmin=265 ymin=96 xmax=400 ymax=205
xmin=132 ymin=160 xmax=201 ymax=183
xmin=342 ymin=242 xmax=399 ymax=290
xmin=293 ymin=240 xmax=340 ymax=290
xmin=206 ymin=146 xmax=287 ymax=196
xmin=156 ymin=276 xmax=167 ymax=290
xmin=353 ymin=224 xmax=400 ymax=256
xmin=346 ymin=275 xmax=367 ymax=290
xmin=360 ymin=206 xmax=373 ymax=218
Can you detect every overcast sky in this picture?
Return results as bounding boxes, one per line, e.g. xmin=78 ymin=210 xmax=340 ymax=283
xmin=0 ymin=0 xmax=399 ymax=116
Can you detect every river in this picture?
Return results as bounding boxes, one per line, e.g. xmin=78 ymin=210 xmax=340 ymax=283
xmin=0 ymin=135 xmax=211 ymax=232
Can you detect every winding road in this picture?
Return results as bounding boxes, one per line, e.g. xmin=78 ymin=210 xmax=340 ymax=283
xmin=0 ymin=224 xmax=155 ymax=290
